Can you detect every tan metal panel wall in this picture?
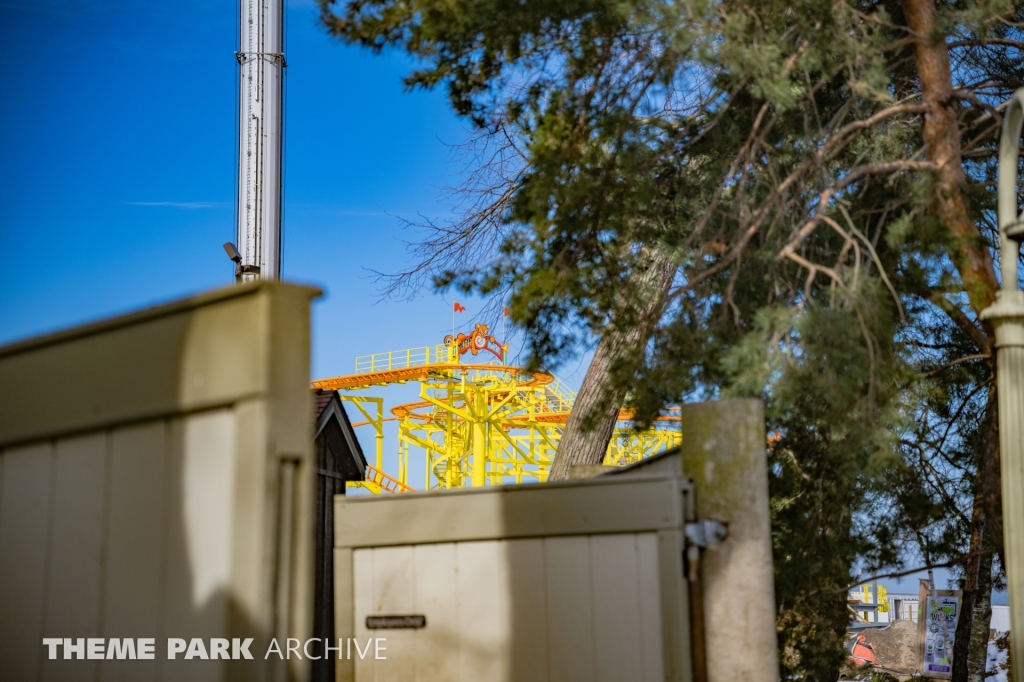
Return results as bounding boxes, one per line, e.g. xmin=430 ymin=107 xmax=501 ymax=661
xmin=0 ymin=282 xmax=320 ymax=682
xmin=503 ymin=539 xmax=548 ymax=681
xmin=591 ymin=533 xmax=665 ymax=682
xmin=42 ymin=434 xmax=108 ymax=682
xmin=335 ymin=475 xmax=694 ymax=682
xmin=11 ymin=412 xmax=241 ymax=682
xmin=0 ymin=442 xmax=54 ymax=681
xmin=544 ymin=536 xmax=594 ymax=682
xmin=350 ymin=534 xmax=664 ymax=682
xmin=102 ymin=421 xmax=169 ymax=665
xmin=453 ymin=541 xmax=510 ymax=680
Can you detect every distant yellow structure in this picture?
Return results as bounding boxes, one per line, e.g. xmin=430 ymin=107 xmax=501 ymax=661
xmin=311 ymin=325 xmax=681 ymax=493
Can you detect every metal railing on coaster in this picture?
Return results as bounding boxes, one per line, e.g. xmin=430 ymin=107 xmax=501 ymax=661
xmin=355 ymin=345 xmax=449 ymax=374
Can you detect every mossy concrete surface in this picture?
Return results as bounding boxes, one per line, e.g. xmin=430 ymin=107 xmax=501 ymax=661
xmin=680 ymin=399 xmax=778 ymax=682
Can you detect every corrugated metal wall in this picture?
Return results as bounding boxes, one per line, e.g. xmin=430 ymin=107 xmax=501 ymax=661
xmin=0 ymin=282 xmax=320 ymax=682
xmin=351 ymin=535 xmax=665 ymax=682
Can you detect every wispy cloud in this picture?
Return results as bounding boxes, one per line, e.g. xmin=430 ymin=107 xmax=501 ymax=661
xmin=306 ymin=209 xmax=392 ymax=217
xmin=125 ymin=201 xmax=229 ymax=209
xmin=286 ymin=203 xmax=423 ymax=217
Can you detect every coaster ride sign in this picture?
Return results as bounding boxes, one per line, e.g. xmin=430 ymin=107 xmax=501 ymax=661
xmin=917 ymin=580 xmax=962 ymax=677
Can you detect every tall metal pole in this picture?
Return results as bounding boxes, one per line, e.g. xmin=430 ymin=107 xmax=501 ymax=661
xmin=236 ymin=0 xmax=285 ymax=281
xmin=980 ymin=88 xmax=1024 ymax=680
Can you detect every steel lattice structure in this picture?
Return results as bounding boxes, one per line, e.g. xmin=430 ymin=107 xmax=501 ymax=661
xmin=311 ymin=325 xmax=681 ymax=493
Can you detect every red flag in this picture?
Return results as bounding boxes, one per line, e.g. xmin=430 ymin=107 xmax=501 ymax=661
xmin=503 ymin=307 xmax=509 ymax=317
xmin=454 ymin=302 xmax=466 ymax=313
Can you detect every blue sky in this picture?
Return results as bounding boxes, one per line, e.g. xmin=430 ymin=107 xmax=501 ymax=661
xmin=0 ymin=0 xmax=599 ymax=491
xmin=0 ymin=0 xmax=511 ymax=375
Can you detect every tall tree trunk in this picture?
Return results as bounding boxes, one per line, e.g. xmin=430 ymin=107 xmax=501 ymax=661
xmin=954 ymin=397 xmax=997 ymax=682
xmin=953 ymin=504 xmax=987 ymax=682
xmin=952 ymin=386 xmax=1000 ymax=680
xmin=969 ymin=391 xmax=1001 ymax=682
xmin=902 ymin=0 xmax=999 ymax=315
xmin=902 ymin=5 xmax=1003 ymax=679
xmin=967 ymin=534 xmax=994 ymax=682
xmin=980 ymin=387 xmax=1004 ymax=576
xmin=902 ymin=0 xmax=1003 ymax=556
xmin=547 ymin=244 xmax=677 ymax=481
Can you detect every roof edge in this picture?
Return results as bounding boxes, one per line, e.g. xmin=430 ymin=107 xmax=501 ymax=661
xmin=0 ymin=280 xmax=322 ymax=359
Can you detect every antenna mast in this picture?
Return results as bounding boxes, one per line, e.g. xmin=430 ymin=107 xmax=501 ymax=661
xmin=235 ymin=0 xmax=285 ymax=281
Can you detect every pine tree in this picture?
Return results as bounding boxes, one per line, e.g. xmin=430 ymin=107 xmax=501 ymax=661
xmin=320 ymin=0 xmax=1023 ymax=677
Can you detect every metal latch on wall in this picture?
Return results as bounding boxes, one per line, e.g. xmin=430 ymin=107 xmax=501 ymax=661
xmin=685 ymin=519 xmax=728 ymax=549
xmin=684 ymin=519 xmax=727 ymax=682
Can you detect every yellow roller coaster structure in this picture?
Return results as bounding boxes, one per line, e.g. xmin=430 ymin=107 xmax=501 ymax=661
xmin=311 ymin=324 xmax=681 ymax=493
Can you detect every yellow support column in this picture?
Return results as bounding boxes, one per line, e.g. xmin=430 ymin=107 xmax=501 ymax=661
xmin=374 ymin=403 xmax=383 ymax=471
xmin=472 ymin=389 xmax=487 ymax=487
xmin=339 ymin=395 xmax=384 ymax=470
xmin=445 ymin=384 xmax=455 ymax=489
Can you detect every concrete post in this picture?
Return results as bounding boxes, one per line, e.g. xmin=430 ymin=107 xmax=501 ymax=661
xmin=979 ymin=87 xmax=1024 ymax=682
xmin=679 ymin=398 xmax=778 ymax=682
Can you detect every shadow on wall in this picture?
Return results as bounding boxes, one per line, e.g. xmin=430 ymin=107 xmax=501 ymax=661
xmin=0 ymin=411 xmax=282 ymax=682
xmin=336 ymin=398 xmax=777 ymax=682
xmin=342 ymin=485 xmax=675 ymax=681
xmin=0 ymin=282 xmax=321 ymax=682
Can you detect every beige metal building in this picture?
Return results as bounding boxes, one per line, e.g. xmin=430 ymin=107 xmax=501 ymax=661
xmin=0 ymin=282 xmax=320 ymax=682
xmin=333 ymin=399 xmax=778 ymax=682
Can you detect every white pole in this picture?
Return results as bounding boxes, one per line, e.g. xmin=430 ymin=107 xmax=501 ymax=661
xmin=236 ymin=0 xmax=285 ymax=281
xmin=980 ymin=87 xmax=1024 ymax=682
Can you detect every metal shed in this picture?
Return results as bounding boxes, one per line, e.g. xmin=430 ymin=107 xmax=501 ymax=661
xmin=332 ymin=399 xmax=778 ymax=682
xmin=0 ymin=282 xmax=320 ymax=682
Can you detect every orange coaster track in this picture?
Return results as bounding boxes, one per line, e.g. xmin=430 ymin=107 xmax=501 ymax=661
xmin=311 ymin=363 xmax=555 ymax=392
